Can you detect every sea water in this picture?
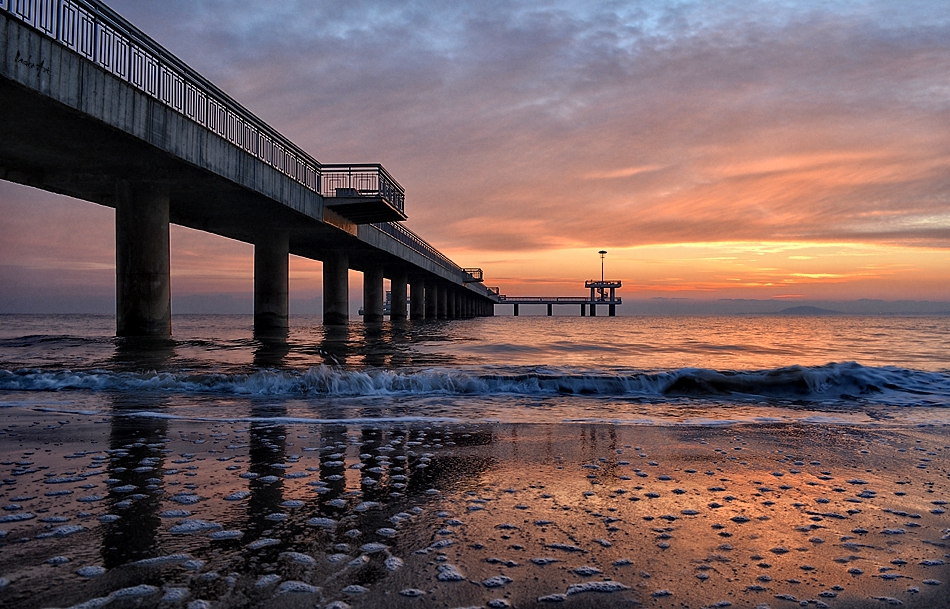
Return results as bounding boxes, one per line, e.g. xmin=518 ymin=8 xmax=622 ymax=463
xmin=1 ymin=314 xmax=948 ymax=426
xmin=2 ymin=314 xmax=950 ymax=608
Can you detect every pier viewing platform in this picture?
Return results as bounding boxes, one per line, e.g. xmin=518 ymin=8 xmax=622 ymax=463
xmin=0 ymin=0 xmax=500 ymax=335
xmin=497 ymin=280 xmax=622 ymax=316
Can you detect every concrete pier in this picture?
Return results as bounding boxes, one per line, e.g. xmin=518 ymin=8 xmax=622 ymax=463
xmin=115 ymin=181 xmax=171 ymax=337
xmin=411 ymin=278 xmax=427 ymax=320
xmin=390 ymin=271 xmax=408 ymax=321
xmin=425 ymin=282 xmax=438 ymax=319
xmin=362 ymin=266 xmax=384 ymax=323
xmin=437 ymin=285 xmax=447 ymax=319
xmin=323 ymin=253 xmax=349 ymax=325
xmin=254 ymin=231 xmax=289 ymax=335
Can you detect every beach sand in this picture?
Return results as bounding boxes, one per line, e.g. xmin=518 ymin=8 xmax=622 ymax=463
xmin=1 ymin=406 xmax=949 ymax=608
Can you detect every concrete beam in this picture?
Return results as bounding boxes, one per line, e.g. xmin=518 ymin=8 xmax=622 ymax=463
xmin=323 ymin=252 xmax=349 ymax=325
xmin=115 ymin=181 xmax=171 ymax=337
xmin=363 ymin=266 xmax=384 ymax=323
xmin=254 ymin=231 xmax=289 ymax=335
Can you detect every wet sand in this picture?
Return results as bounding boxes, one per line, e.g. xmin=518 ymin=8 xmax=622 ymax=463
xmin=1 ymin=407 xmax=949 ymax=608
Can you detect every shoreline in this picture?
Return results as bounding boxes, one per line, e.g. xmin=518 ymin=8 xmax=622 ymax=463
xmin=1 ymin=407 xmax=949 ymax=608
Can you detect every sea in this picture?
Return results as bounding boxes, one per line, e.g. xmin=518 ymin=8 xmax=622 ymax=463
xmin=1 ymin=313 xmax=949 ymax=427
xmin=3 ymin=313 xmax=950 ymax=608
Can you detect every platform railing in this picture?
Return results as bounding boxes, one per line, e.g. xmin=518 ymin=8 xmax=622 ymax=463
xmin=321 ymin=164 xmax=405 ymax=214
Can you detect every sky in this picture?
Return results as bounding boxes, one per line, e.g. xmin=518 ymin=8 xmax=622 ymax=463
xmin=2 ymin=0 xmax=949 ymax=313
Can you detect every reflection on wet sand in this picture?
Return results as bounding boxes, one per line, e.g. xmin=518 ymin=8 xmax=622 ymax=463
xmin=1 ymin=418 xmax=949 ymax=608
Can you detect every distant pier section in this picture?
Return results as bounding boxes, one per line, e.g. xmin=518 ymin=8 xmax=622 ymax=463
xmin=496 ymin=279 xmax=622 ymax=316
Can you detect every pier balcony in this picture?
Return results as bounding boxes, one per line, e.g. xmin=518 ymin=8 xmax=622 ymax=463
xmin=320 ymin=164 xmax=407 ymax=223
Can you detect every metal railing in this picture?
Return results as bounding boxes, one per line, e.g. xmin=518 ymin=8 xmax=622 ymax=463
xmin=462 ymin=268 xmax=483 ymax=282
xmin=321 ymin=164 xmax=404 ymax=214
xmin=3 ymin=0 xmax=498 ymax=298
xmin=499 ymin=296 xmax=623 ymax=304
xmin=2 ymin=0 xmax=322 ymax=188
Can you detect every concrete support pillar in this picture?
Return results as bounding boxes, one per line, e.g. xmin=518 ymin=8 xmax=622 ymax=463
xmin=547 ymin=304 xmax=553 ymax=316
xmin=390 ymin=271 xmax=408 ymax=321
xmin=253 ymin=231 xmax=289 ymax=335
xmin=116 ymin=181 xmax=171 ymax=337
xmin=425 ymin=281 xmax=438 ymax=319
xmin=437 ymin=285 xmax=447 ymax=319
xmin=513 ymin=303 xmax=520 ymax=316
xmin=323 ymin=252 xmax=349 ymax=325
xmin=609 ymin=304 xmax=616 ymax=316
xmin=410 ymin=278 xmax=426 ymax=320
xmin=591 ymin=304 xmax=597 ymax=317
xmin=363 ymin=266 xmax=384 ymax=323
xmin=447 ymin=290 xmax=456 ymax=319
xmin=581 ymin=303 xmax=586 ymax=316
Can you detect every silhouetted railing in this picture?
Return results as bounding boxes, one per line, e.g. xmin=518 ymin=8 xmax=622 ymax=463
xmin=462 ymin=268 xmax=483 ymax=282
xmin=321 ymin=164 xmax=405 ymax=214
xmin=2 ymin=0 xmax=322 ymax=191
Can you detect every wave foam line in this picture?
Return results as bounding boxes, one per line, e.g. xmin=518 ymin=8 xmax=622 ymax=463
xmin=1 ymin=363 xmax=948 ymax=404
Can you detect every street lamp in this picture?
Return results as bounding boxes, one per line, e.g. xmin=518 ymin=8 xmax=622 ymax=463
xmin=598 ymin=250 xmax=607 ymax=283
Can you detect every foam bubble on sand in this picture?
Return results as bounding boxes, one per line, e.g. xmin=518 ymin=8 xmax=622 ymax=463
xmin=361 ymin=542 xmax=388 ymax=553
xmin=566 ymin=581 xmax=630 ymax=595
xmin=76 ymin=565 xmax=106 ymax=578
xmin=573 ymin=566 xmax=602 ymax=576
xmin=255 ymin=574 xmax=281 ymax=588
xmin=546 ymin=543 xmax=586 ymax=553
xmin=326 ymin=602 xmax=351 ymax=609
xmin=110 ymin=585 xmax=159 ymax=600
xmin=342 ymin=584 xmax=369 ymax=594
xmin=169 ymin=519 xmax=222 ymax=534
xmin=130 ymin=554 xmax=192 ymax=567
xmin=161 ymin=587 xmax=190 ymax=603
xmin=400 ymin=588 xmax=425 ymax=597
xmin=377 ymin=527 xmax=397 ymax=537
xmin=277 ymin=581 xmax=319 ymax=594
xmin=538 ymin=593 xmax=567 ymax=602
xmin=187 ymin=600 xmax=212 ymax=609
xmin=483 ymin=575 xmax=513 ymax=588
xmin=280 ymin=551 xmax=316 ymax=565
xmin=47 ymin=556 xmax=71 ymax=565
xmin=160 ymin=510 xmax=192 ymax=518
xmin=169 ymin=494 xmax=202 ymax=505
xmin=306 ymin=517 xmax=337 ymax=529
xmin=0 ymin=513 xmax=35 ymax=522
xmin=531 ymin=558 xmax=560 ymax=565
xmin=209 ymin=530 xmax=243 ymax=540
xmin=223 ymin=491 xmax=249 ymax=501
xmin=385 ymin=556 xmax=404 ymax=571
xmin=247 ymin=538 xmax=279 ymax=550
xmin=437 ymin=564 xmax=466 ymax=581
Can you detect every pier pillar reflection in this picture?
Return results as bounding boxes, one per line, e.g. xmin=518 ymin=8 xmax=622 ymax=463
xmin=101 ymin=394 xmax=169 ymax=568
xmin=323 ymin=252 xmax=350 ymax=325
xmin=254 ymin=231 xmax=289 ymax=334
xmin=115 ymin=181 xmax=171 ymax=337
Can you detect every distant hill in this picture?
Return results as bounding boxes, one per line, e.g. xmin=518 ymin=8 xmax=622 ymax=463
xmin=774 ymin=305 xmax=844 ymax=316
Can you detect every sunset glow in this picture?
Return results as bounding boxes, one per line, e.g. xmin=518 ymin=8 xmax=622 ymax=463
xmin=2 ymin=0 xmax=949 ymax=312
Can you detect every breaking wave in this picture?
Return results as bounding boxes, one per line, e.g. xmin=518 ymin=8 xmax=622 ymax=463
xmin=2 ymin=362 xmax=948 ymax=406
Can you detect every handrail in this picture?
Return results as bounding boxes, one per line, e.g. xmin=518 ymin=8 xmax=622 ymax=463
xmin=321 ymin=164 xmax=405 ymax=214
xmin=2 ymin=0 xmax=323 ymax=192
